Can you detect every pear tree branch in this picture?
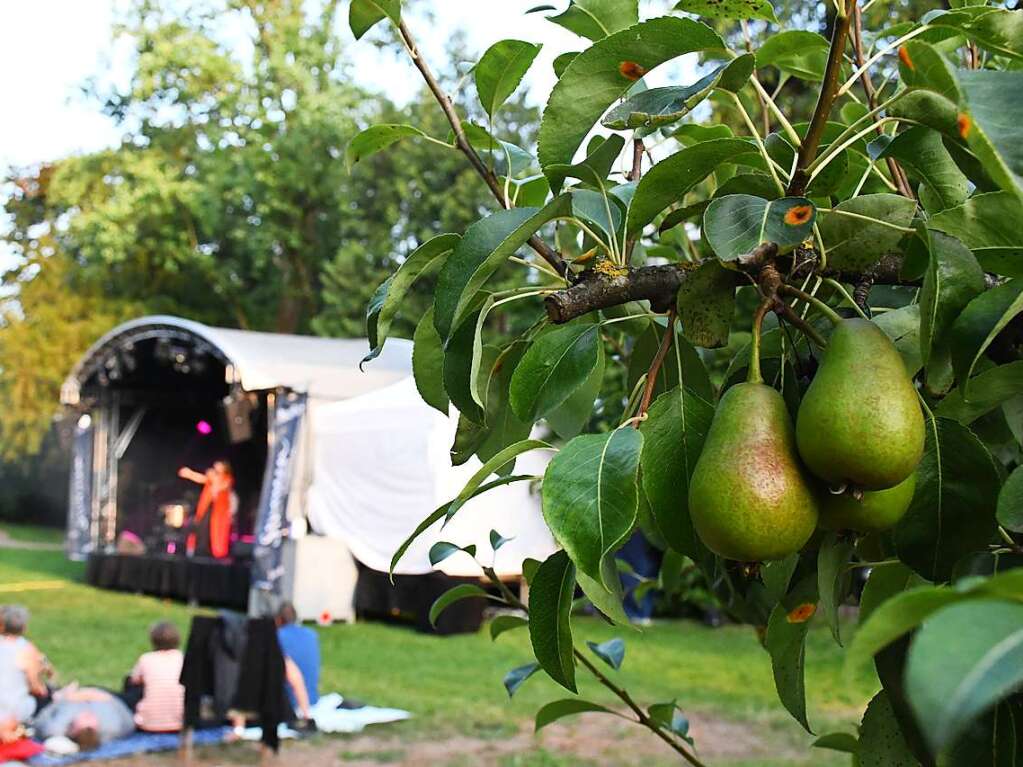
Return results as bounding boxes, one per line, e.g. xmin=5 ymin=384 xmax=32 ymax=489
xmin=478 ymin=567 xmax=708 ymax=767
xmin=396 ymin=19 xmax=568 ymax=277
xmin=787 ymin=0 xmax=856 ymax=195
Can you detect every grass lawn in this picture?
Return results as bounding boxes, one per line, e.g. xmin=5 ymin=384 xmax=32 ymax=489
xmin=0 ymin=522 xmax=66 ymax=544
xmin=0 ymin=524 xmax=876 ymax=766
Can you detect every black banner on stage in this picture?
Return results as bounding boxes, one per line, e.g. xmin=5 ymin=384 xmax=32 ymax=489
xmin=66 ymin=417 xmax=94 ymax=561
xmin=252 ymin=391 xmax=306 ymax=592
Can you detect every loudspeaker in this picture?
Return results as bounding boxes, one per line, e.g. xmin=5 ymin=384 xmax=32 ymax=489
xmin=222 ymin=393 xmax=254 ymax=443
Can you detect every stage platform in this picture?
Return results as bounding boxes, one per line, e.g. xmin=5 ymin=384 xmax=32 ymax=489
xmin=85 ymin=553 xmax=251 ymax=610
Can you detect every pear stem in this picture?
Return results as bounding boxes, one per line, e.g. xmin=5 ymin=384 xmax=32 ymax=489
xmin=748 ymin=299 xmax=772 ymax=385
xmin=776 ymin=302 xmax=829 ymax=349
xmin=780 ymin=284 xmax=843 ymax=327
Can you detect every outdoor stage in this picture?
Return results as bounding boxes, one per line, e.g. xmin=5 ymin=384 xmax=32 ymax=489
xmin=83 ymin=552 xmax=488 ymax=633
xmin=85 ymin=553 xmax=251 ymax=610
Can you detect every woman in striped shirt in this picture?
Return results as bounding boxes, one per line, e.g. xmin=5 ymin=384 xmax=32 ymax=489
xmin=129 ymin=622 xmax=184 ymax=733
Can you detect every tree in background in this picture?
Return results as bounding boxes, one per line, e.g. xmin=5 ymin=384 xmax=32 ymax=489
xmin=0 ymin=0 xmax=538 ymax=468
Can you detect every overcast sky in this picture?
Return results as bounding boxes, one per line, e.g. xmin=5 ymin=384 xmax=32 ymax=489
xmin=0 ymin=1 xmax=687 ymax=168
xmin=0 ymin=1 xmax=686 ymax=269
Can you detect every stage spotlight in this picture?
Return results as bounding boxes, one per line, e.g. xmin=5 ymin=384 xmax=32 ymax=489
xmin=77 ymin=414 xmax=92 ymax=430
xmin=196 ymin=420 xmax=213 ymax=435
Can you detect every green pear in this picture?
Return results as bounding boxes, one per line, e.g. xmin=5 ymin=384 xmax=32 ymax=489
xmin=796 ymin=318 xmax=924 ymax=490
xmin=819 ymin=472 xmax=917 ymax=533
xmin=689 ymin=382 xmax=820 ymax=562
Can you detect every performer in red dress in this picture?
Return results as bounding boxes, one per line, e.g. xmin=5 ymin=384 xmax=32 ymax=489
xmin=178 ymin=461 xmax=236 ymax=559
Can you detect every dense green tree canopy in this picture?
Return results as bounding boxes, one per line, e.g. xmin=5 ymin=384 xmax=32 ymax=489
xmin=0 ymin=0 xmax=537 ymax=461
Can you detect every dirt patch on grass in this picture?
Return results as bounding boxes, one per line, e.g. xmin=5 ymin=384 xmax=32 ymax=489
xmin=112 ymin=710 xmax=804 ymax=766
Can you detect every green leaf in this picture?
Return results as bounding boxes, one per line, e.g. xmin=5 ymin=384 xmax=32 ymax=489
xmin=537 ymin=16 xmax=724 ymax=174
xmin=476 ymin=342 xmax=534 ymax=468
xmin=540 ymin=0 xmax=639 ymax=41
xmin=874 ymin=127 xmax=969 ymax=211
xmin=647 ymin=701 xmax=693 ymax=742
xmin=906 ymin=600 xmax=1023 ymax=753
xmin=958 ymin=69 xmax=1023 ymax=200
xmin=948 ymin=279 xmax=1023 ymax=399
xmin=348 ymin=0 xmax=400 ymax=39
xmin=929 ymin=191 xmax=1023 ymax=278
xmin=458 ymin=124 xmax=536 ymax=178
xmin=433 ymin=196 xmax=572 ymax=342
xmin=845 ymin=567 xmax=1023 ymax=676
xmin=888 ymin=88 xmax=959 ymax=137
xmin=447 ymin=439 xmax=554 ymax=522
xmin=546 ymin=344 xmax=604 ymax=440
xmin=586 ymin=637 xmax=625 ymax=670
xmin=626 ymin=321 xmax=713 ymax=402
xmin=927 ymin=8 xmax=1023 ymax=61
xmin=676 ymin=260 xmax=736 ymax=348
xmin=528 ymin=549 xmax=577 ymax=693
xmin=765 ymin=601 xmax=813 ymax=733
xmin=571 ymin=188 xmax=623 ymax=242
xmin=364 ymin=234 xmax=459 ymax=364
xmin=429 ymin=583 xmax=489 ymax=627
xmin=847 ymin=585 xmax=966 ymax=678
xmin=443 ymin=298 xmax=490 ymax=422
xmin=503 ymin=662 xmax=540 ymax=697
xmin=640 ymin=386 xmax=714 ymax=558
xmin=575 ymin=557 xmax=632 ymax=625
xmin=413 ymin=307 xmax=449 ymax=414
xmin=897 ymin=41 xmax=962 ymax=109
xmin=816 ymin=194 xmax=917 ymax=272
xmin=345 ymin=124 xmax=431 ymax=170
xmin=675 ymin=0 xmax=776 ymax=22
xmin=475 ymin=40 xmax=543 ymax=120
xmin=553 ymin=52 xmax=579 ymax=78
xmin=535 ymin=699 xmax=616 ymax=731
xmin=894 ymin=417 xmax=1001 ymax=582
xmin=428 ymin=541 xmax=476 ymax=566
xmin=813 ymin=732 xmax=859 ymax=754
xmin=545 ymin=134 xmax=625 ymax=196
xmin=490 ymin=614 xmax=528 ymax=641
xmin=919 ymin=229 xmax=985 ymax=368
xmin=935 ymin=361 xmax=1023 ymax=425
xmin=703 ymin=195 xmax=816 ymax=262
xmin=874 ymin=304 xmax=923 ymax=377
xmin=859 ymin=562 xmax=925 ymax=625
xmin=509 ymin=323 xmax=602 ymax=421
xmin=601 ymin=56 xmax=753 ymax=131
xmin=818 ymin=534 xmax=854 ymax=645
xmin=626 ymin=138 xmax=752 ymax=236
xmin=490 ymin=529 xmax=513 ymax=552
xmin=756 ymin=30 xmax=830 ymax=81
xmin=542 ymin=428 xmax=643 ymax=587
xmin=388 ymin=474 xmax=535 ymax=576
xmin=858 ymin=690 xmax=917 ymax=767
xmin=998 ymin=466 xmax=1023 ymax=533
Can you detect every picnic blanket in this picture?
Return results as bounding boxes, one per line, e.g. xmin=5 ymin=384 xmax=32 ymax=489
xmin=12 ymin=695 xmax=410 ymax=766
xmin=23 ymin=727 xmax=232 ymax=766
xmin=310 ymin=693 xmax=411 ymax=733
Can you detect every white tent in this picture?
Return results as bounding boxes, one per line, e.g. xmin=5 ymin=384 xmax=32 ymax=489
xmin=306 ymin=376 xmax=555 ymax=578
xmin=62 ymin=315 xmax=555 ymax=622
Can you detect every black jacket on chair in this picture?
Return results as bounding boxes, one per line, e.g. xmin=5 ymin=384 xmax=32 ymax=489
xmin=179 ymin=614 xmax=289 ymax=751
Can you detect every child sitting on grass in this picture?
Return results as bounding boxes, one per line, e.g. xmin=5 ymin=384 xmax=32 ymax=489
xmin=128 ymin=622 xmax=184 ymax=733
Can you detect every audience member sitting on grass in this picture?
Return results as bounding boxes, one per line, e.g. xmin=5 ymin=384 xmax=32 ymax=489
xmin=275 ymin=602 xmax=320 ymax=713
xmin=0 ymin=606 xmax=47 ymax=727
xmin=128 ymin=621 xmax=185 ymax=733
xmin=32 ymin=685 xmax=135 ymax=751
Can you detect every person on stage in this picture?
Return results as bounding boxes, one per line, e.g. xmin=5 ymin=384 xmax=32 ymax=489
xmin=178 ymin=461 xmax=237 ymax=559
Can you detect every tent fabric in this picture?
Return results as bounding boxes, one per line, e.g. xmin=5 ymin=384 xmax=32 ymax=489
xmin=306 ymin=377 xmax=556 ymax=577
xmin=62 ymin=315 xmax=413 ymax=403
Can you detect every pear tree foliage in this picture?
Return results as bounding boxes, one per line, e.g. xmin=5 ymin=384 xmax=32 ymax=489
xmin=352 ymin=1 xmax=1023 ymax=762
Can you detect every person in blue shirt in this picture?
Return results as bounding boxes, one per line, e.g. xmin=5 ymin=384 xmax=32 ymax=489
xmin=274 ymin=603 xmax=320 ymax=712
